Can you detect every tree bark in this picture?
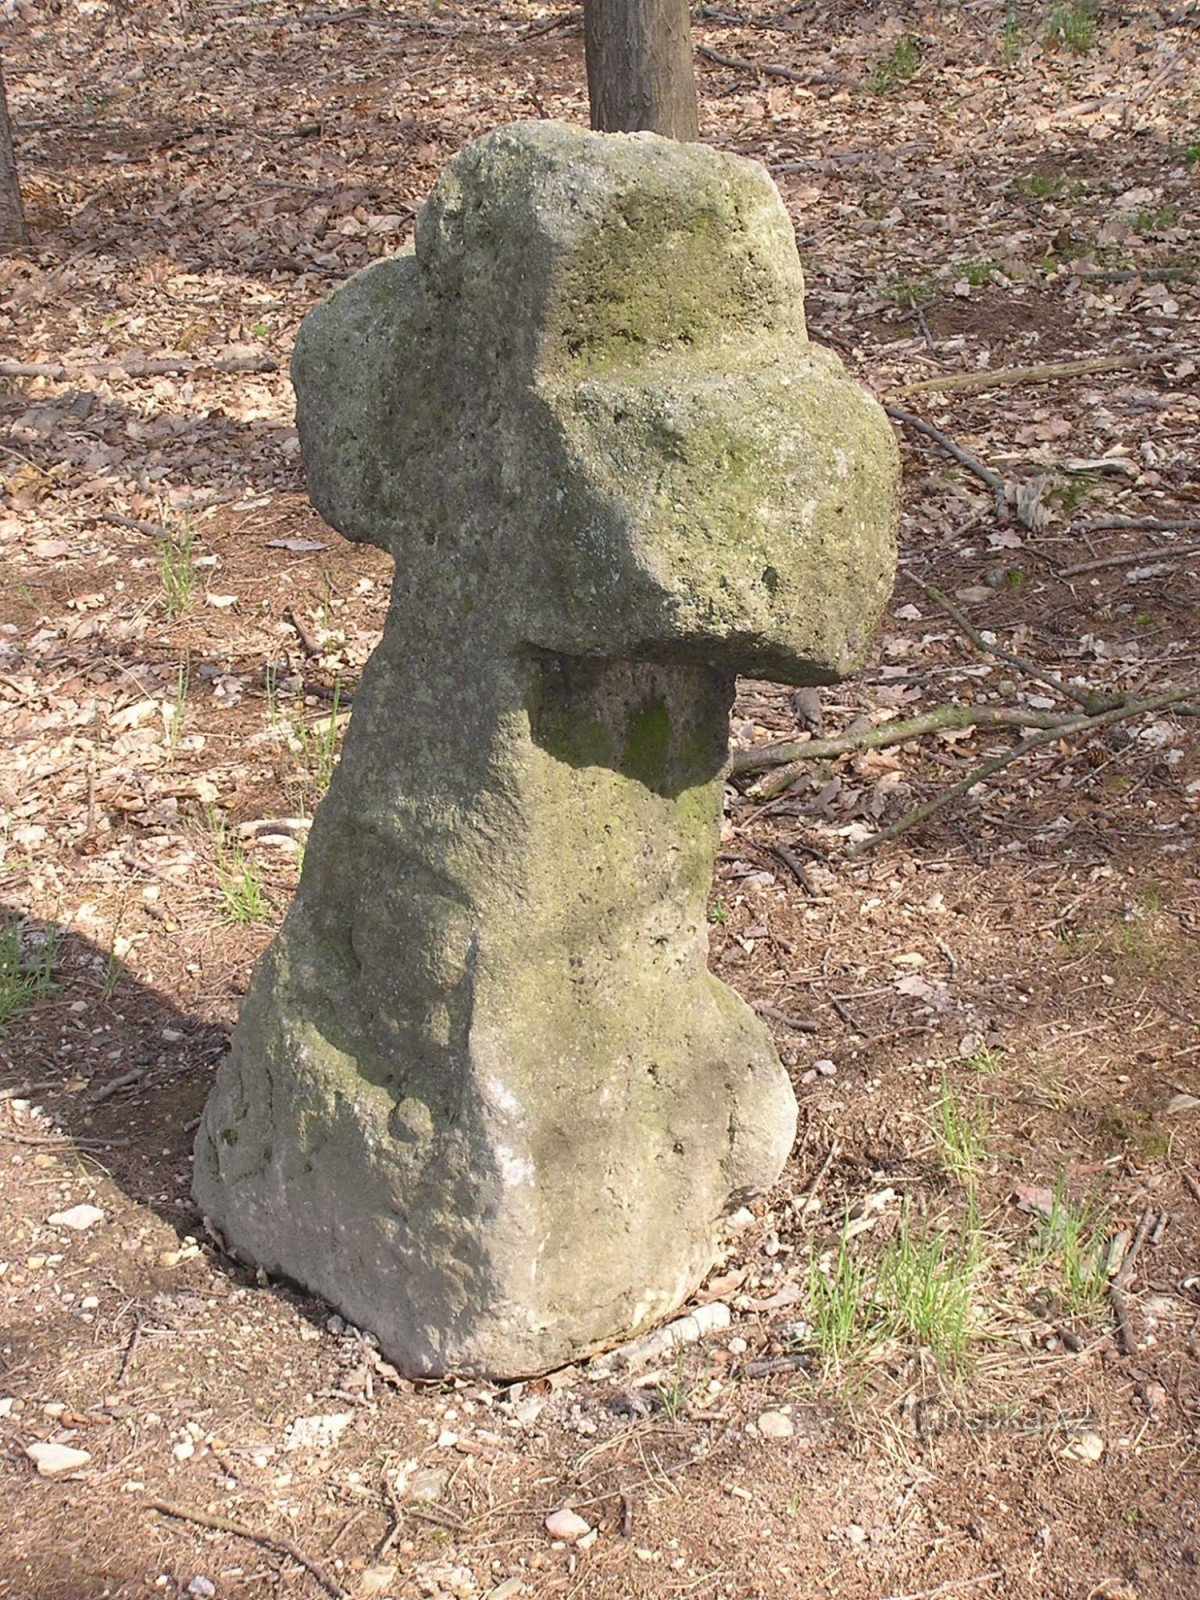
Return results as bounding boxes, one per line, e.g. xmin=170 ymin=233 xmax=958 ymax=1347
xmin=0 ymin=58 xmax=27 ymax=251
xmin=584 ymin=0 xmax=700 ymax=141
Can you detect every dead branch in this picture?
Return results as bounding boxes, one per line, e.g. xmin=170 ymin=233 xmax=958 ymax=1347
xmin=1058 ymin=544 xmax=1200 ymax=578
xmin=284 ymin=605 xmax=323 ymax=659
xmin=846 ymin=689 xmax=1190 ymax=858
xmin=696 ymin=43 xmax=831 ymax=84
xmin=117 ymin=1312 xmax=144 ymax=1387
xmin=1115 ymin=1207 xmax=1157 ymax=1289
xmin=87 ymin=1067 xmax=147 ymax=1105
xmin=1072 ymin=266 xmax=1195 ymax=284
xmin=522 ymin=7 xmax=582 ymax=38
xmin=148 ymin=1499 xmax=348 ymax=1600
xmin=1081 ymin=517 xmax=1200 ymax=534
xmin=732 ymin=703 xmax=1103 ymax=795
xmin=753 ymin=1000 xmax=818 ymax=1034
xmin=0 ymin=355 xmax=279 ymax=381
xmin=797 ymin=1138 xmax=841 ymax=1221
xmin=894 ymin=348 xmax=1179 ymax=397
xmin=1110 ymin=1284 xmax=1137 ymax=1356
xmin=884 ymin=405 xmax=1007 ymax=522
xmin=98 ymin=513 xmax=171 ymax=539
xmin=922 ymin=582 xmax=1112 ymax=712
xmin=760 ymin=839 xmax=817 ymax=895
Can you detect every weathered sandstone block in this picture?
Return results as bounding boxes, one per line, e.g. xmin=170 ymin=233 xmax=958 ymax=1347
xmin=194 ymin=122 xmax=898 ymax=1377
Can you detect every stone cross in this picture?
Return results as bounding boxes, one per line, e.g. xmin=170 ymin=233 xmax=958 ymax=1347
xmin=194 ymin=122 xmax=898 ymax=1379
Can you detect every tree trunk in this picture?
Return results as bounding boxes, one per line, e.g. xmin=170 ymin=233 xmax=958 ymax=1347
xmin=0 ymin=58 xmax=27 ymax=251
xmin=584 ymin=0 xmax=700 ymax=141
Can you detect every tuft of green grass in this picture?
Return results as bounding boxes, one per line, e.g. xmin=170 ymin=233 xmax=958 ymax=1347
xmin=1015 ymin=171 xmax=1067 ymax=199
xmin=879 ymin=1203 xmax=983 ymax=1362
xmin=808 ymin=1225 xmax=881 ymax=1374
xmin=870 ymin=33 xmax=922 ymax=94
xmin=1031 ymin=1174 xmax=1110 ymax=1315
xmin=0 ymin=918 xmax=61 ymax=1029
xmin=208 ymin=810 xmax=272 ymax=926
xmin=935 ymin=1074 xmax=990 ymax=1187
xmin=1130 ymin=203 xmax=1180 ymax=236
xmin=884 ymin=273 xmax=935 ymax=308
xmin=658 ymin=1344 xmax=692 ymax=1421
xmin=808 ymin=1204 xmax=985 ymax=1374
xmin=1044 ymin=0 xmax=1098 ymax=52
xmin=101 ymin=903 xmax=129 ymax=1000
xmin=166 ymin=655 xmax=189 ymax=747
xmin=1050 ymin=473 xmax=1094 ymax=514
xmin=1002 ymin=5 xmax=1024 ymax=66
xmin=300 ymin=681 xmax=344 ymax=790
xmin=954 ymin=259 xmax=1001 ymax=287
xmin=707 ymin=902 xmax=729 ymax=926
xmin=965 ymin=1042 xmax=1004 ymax=1076
xmin=284 ymin=681 xmax=347 ymax=800
xmin=1104 ymin=898 xmax=1185 ymax=977
xmin=157 ymin=525 xmax=198 ymax=619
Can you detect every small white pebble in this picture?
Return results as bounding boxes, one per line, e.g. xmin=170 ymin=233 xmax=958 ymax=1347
xmin=757 ymin=1410 xmax=794 ymax=1440
xmin=545 ymin=1508 xmax=591 ymax=1543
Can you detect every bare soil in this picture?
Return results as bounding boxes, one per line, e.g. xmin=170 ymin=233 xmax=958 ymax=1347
xmin=1 ymin=4 xmax=1198 ymax=1599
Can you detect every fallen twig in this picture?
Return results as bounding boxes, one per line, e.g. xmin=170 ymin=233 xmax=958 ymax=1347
xmin=733 ymin=703 xmax=1115 ymax=794
xmin=884 ymin=405 xmax=1007 ymax=522
xmin=1057 ymin=544 xmax=1200 ymax=579
xmin=696 ymin=42 xmax=826 ymax=84
xmin=1072 ymin=266 xmax=1194 ymax=284
xmin=1081 ymin=517 xmax=1200 ymax=534
xmin=761 ymin=840 xmax=817 ymax=895
xmin=922 ymin=583 xmax=1111 ymax=712
xmin=0 ymin=355 xmax=279 ymax=380
xmin=1110 ymin=1284 xmax=1137 ymax=1356
xmin=742 ymin=1353 xmax=809 ymax=1376
xmin=522 ymin=6 xmax=581 ymax=37
xmin=1 ymin=1124 xmax=126 ymax=1150
xmin=797 ymin=1138 xmax=841 ymax=1220
xmin=117 ymin=1312 xmax=144 ymax=1388
xmin=284 ymin=605 xmax=323 ymax=659
xmin=1115 ymin=1207 xmax=1157 ymax=1289
xmin=148 ymin=1499 xmax=348 ymax=1600
xmin=87 ymin=1067 xmax=146 ymax=1106
xmin=847 ymin=689 xmax=1191 ymax=858
xmin=753 ymin=1001 xmax=818 ymax=1034
xmin=894 ymin=348 xmax=1179 ymax=397
xmin=98 ymin=512 xmax=171 ymax=539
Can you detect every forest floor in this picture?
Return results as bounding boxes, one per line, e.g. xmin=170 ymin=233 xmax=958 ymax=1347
xmin=1 ymin=1 xmax=1199 ymax=1597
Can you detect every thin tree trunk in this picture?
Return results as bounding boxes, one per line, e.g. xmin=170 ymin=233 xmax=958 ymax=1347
xmin=584 ymin=0 xmax=700 ymax=141
xmin=0 ymin=58 xmax=27 ymax=251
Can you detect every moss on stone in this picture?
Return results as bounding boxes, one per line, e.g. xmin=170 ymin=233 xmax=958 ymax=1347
xmin=620 ymin=698 xmax=671 ymax=790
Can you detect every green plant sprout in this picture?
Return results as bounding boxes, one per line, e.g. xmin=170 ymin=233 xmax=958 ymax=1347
xmin=1031 ymin=1174 xmax=1111 ymax=1315
xmin=208 ymin=809 xmax=272 ymax=926
xmin=0 ymin=918 xmax=61 ymax=1029
xmin=879 ymin=1201 xmax=983 ymax=1362
xmin=871 ymin=33 xmax=922 ymax=93
xmin=1044 ymin=0 xmax=1098 ymax=53
xmin=158 ymin=524 xmax=198 ymax=618
xmin=936 ymin=1074 xmax=991 ymax=1187
xmin=166 ymin=655 xmax=190 ymax=746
